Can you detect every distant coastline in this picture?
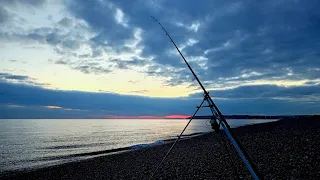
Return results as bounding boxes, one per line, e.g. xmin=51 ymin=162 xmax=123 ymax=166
xmin=1 ymin=114 xmax=317 ymax=119
xmin=189 ymin=114 xmax=316 ymax=119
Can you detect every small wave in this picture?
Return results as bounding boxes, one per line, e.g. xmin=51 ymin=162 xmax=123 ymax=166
xmin=129 ymin=131 xmax=210 ymax=150
xmin=166 ymin=131 xmax=210 ymax=140
xmin=27 ymin=147 xmax=132 ymax=163
xmin=129 ymin=140 xmax=165 ymax=150
xmin=43 ymin=142 xmax=108 ymax=150
xmin=180 ymin=132 xmax=209 ymax=137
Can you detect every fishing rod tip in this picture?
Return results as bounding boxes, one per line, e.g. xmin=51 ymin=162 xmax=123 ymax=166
xmin=151 ymin=16 xmax=158 ymax=21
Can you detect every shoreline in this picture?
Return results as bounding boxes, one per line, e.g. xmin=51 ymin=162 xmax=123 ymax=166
xmin=0 ymin=130 xmax=209 ymax=176
xmin=0 ymin=120 xmax=273 ymax=174
xmin=0 ymin=120 xmax=274 ymax=175
xmin=2 ymin=116 xmax=319 ymax=179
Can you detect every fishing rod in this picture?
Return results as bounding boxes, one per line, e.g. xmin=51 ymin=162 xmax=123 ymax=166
xmin=151 ymin=16 xmax=262 ymax=179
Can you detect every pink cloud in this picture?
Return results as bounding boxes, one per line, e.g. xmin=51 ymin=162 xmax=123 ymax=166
xmin=164 ymin=115 xmax=190 ymax=119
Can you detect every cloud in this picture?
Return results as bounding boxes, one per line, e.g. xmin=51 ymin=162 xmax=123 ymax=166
xmin=114 ymin=8 xmax=128 ymax=27
xmin=0 ymin=0 xmax=47 ymax=25
xmin=2 ymin=0 xmax=320 ymax=86
xmin=0 ymin=0 xmax=47 ymax=20
xmin=54 ymin=59 xmax=68 ymax=65
xmin=0 ymin=72 xmax=50 ymax=87
xmin=0 ymin=79 xmax=319 ymax=118
xmin=5 ymin=104 xmax=25 ymax=108
xmin=73 ymin=0 xmax=319 ymax=89
xmin=1 ymin=21 xmax=89 ymax=53
xmin=176 ymin=21 xmax=201 ymax=33
xmin=72 ymin=64 xmax=112 ymax=74
xmin=129 ymin=90 xmax=149 ymax=94
xmin=0 ymin=6 xmax=10 ymax=24
xmin=0 ymin=0 xmax=319 ymax=113
xmin=0 ymin=80 xmax=196 ymax=117
xmin=110 ymin=58 xmax=147 ymax=70
xmin=58 ymin=17 xmax=74 ymax=27
xmin=61 ymin=0 xmax=196 ymax=80
xmin=189 ymin=84 xmax=320 ymax=102
xmin=0 ymin=104 xmax=101 ymax=119
xmin=0 ymin=1 xmax=147 ymax=76
xmin=0 ymin=72 xmax=29 ymax=81
xmin=128 ymin=80 xmax=139 ymax=84
xmin=53 ymin=58 xmax=113 ymax=75
xmin=0 ymin=0 xmax=47 ymax=7
xmin=44 ymin=105 xmax=61 ymax=109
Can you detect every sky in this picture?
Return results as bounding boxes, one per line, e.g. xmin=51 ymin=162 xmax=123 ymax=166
xmin=0 ymin=0 xmax=319 ymax=118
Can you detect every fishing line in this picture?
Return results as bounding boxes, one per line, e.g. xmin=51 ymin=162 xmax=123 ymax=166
xmin=149 ymin=98 xmax=206 ymax=179
xmin=219 ymin=131 xmax=241 ymax=179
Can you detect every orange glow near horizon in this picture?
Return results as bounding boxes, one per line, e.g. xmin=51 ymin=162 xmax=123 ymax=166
xmin=107 ymin=115 xmax=189 ymax=119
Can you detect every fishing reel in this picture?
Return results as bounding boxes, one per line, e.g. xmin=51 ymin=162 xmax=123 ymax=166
xmin=210 ymin=116 xmax=220 ymax=133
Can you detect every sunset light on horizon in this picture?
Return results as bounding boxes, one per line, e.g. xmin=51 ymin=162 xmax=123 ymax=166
xmin=106 ymin=115 xmax=190 ymax=119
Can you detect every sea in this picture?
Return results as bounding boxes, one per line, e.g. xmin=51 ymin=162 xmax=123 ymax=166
xmin=0 ymin=119 xmax=277 ymax=174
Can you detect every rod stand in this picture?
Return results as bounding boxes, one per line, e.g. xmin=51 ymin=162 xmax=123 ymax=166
xmin=205 ymin=98 xmax=260 ymax=180
xmin=151 ymin=16 xmax=261 ymax=180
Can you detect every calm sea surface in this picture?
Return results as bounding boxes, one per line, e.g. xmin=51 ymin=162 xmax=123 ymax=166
xmin=0 ymin=119 xmax=277 ymax=173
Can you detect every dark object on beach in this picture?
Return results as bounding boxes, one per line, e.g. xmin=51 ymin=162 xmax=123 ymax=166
xmin=210 ymin=118 xmax=220 ymax=133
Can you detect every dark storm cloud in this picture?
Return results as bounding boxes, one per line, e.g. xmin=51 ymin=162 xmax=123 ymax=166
xmin=65 ymin=0 xmax=133 ymax=49
xmin=0 ymin=81 xmax=196 ymax=117
xmin=0 ymin=73 xmax=50 ymax=87
xmin=189 ymin=84 xmax=320 ymax=102
xmin=0 ymin=105 xmax=107 ymax=119
xmin=63 ymin=0 xmax=320 ymax=87
xmin=76 ymin=0 xmax=319 ymax=88
xmin=64 ymin=0 xmax=192 ymax=73
xmin=196 ymin=0 xmax=320 ymax=86
xmin=1 ymin=80 xmax=319 ymax=118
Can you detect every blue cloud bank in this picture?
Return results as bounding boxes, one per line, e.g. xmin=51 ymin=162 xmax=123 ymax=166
xmin=1 ymin=79 xmax=319 ymax=118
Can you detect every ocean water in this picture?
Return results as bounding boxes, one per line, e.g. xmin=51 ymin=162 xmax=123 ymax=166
xmin=0 ymin=119 xmax=277 ymax=173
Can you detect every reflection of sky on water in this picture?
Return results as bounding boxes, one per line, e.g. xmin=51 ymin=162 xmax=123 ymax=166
xmin=0 ymin=119 xmax=278 ymax=172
